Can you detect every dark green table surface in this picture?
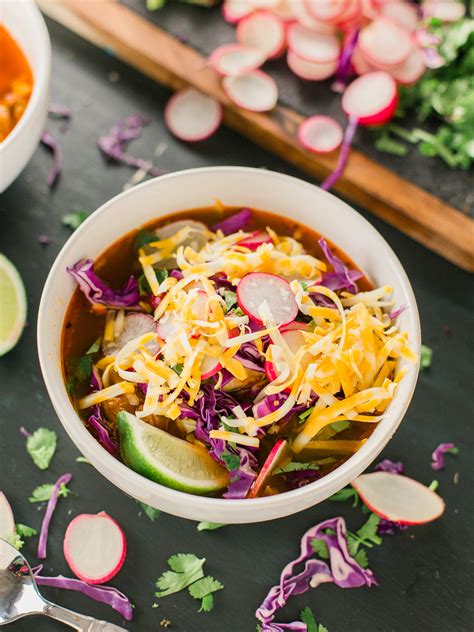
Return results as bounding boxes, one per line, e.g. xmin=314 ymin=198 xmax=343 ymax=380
xmin=1 ymin=15 xmax=473 ymax=632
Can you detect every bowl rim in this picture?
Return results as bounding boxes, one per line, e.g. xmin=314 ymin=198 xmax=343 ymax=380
xmin=0 ymin=0 xmax=52 ymax=153
xmin=37 ymin=166 xmax=421 ymax=517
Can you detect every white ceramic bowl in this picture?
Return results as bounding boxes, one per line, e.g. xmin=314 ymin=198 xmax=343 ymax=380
xmin=38 ymin=167 xmax=421 ymax=523
xmin=0 ymin=0 xmax=51 ymax=192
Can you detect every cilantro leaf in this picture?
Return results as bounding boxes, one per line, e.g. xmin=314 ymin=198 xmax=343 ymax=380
xmin=420 ymin=344 xmax=433 ymax=370
xmin=147 ymin=0 xmax=166 ymax=10
xmin=199 ymin=593 xmax=214 ymax=612
xmin=138 ymin=273 xmax=151 ymax=296
xmin=375 ymin=132 xmax=409 ymax=156
xmin=300 ymin=606 xmax=318 ymax=632
xmin=354 ymin=548 xmax=369 ymax=568
xmin=86 ymin=337 xmax=101 ymax=355
xmin=155 ymin=554 xmax=205 ymax=597
xmin=134 ymin=229 xmax=157 ymax=250
xmin=139 ymin=502 xmax=161 ymax=522
xmin=189 ymin=576 xmax=223 ymax=613
xmin=172 ymin=363 xmax=184 ymax=376
xmin=274 ymin=461 xmax=319 ymax=474
xmin=63 ymin=209 xmax=89 ymax=231
xmin=329 ymin=487 xmax=359 ymax=507
xmin=319 ymin=625 xmax=329 ymax=632
xmin=154 ymin=269 xmax=169 ymax=285
xmin=29 ymin=482 xmax=71 ymax=503
xmin=197 ymin=522 xmax=226 ymax=531
xmin=26 ymin=428 xmax=57 ymax=470
xmin=6 ymin=532 xmax=24 ymax=550
xmin=76 ymin=456 xmax=90 ymax=464
xmin=221 ymin=451 xmax=240 ymax=472
xmin=16 ymin=524 xmax=37 ymax=538
xmin=349 ymin=513 xmax=382 ymax=549
xmin=221 ymin=289 xmax=237 ymax=312
xmin=311 ymin=538 xmax=329 ymax=559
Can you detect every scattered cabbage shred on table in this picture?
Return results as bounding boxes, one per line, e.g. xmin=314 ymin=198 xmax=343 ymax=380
xmin=67 ymin=209 xmax=416 ymax=498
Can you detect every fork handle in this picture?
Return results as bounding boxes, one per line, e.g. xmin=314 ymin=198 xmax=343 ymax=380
xmin=43 ymin=602 xmax=129 ymax=631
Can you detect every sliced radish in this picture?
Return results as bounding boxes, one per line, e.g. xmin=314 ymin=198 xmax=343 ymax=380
xmin=422 ymin=0 xmax=466 ymax=22
xmin=63 ymin=512 xmax=127 ymax=584
xmin=252 ymin=0 xmax=281 ymax=7
xmin=287 ymin=50 xmax=338 ymax=80
xmin=201 ymin=354 xmax=222 ymax=380
xmin=157 ymin=312 xmax=179 ymax=341
xmin=237 ymin=230 xmax=272 ymax=250
xmin=306 ymin=0 xmax=349 ymax=23
xmin=288 ymin=0 xmax=336 ymax=31
xmin=164 ymin=89 xmax=222 ymax=142
xmin=351 ymin=46 xmax=377 ymax=75
xmin=352 ymin=472 xmax=445 ymax=525
xmin=210 ymin=43 xmax=266 ymax=76
xmin=379 ymin=1 xmax=419 ymax=32
xmin=359 ymin=17 xmax=414 ymax=69
xmin=103 ymin=313 xmax=156 ymax=356
xmin=287 ymin=23 xmax=340 ymax=63
xmin=248 ymin=439 xmax=291 ymax=497
xmin=264 ymin=327 xmax=308 ymax=382
xmin=190 ymin=290 xmax=209 ymax=321
xmin=335 ymin=0 xmax=363 ymax=29
xmin=272 ymin=0 xmax=296 ymax=21
xmin=222 ymin=0 xmax=255 ymax=23
xmin=223 ymin=70 xmax=278 ymax=112
xmin=280 ymin=321 xmax=312 ymax=334
xmin=342 ymin=71 xmax=398 ymax=126
xmin=298 ymin=115 xmax=343 ymax=154
xmin=237 ymin=272 xmax=298 ymax=326
xmin=237 ymin=11 xmax=287 ymax=60
xmin=0 ymin=492 xmax=15 ymax=541
xmin=389 ymin=47 xmax=426 ymax=85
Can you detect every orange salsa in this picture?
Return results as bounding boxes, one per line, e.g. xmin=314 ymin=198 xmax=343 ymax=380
xmin=0 ymin=25 xmax=33 ymax=142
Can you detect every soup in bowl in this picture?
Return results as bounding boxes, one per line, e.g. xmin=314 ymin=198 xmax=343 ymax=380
xmin=38 ymin=167 xmax=420 ymax=523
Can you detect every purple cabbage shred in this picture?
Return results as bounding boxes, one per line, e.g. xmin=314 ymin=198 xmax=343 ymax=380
xmin=88 ymin=406 xmax=118 ymax=456
xmin=333 ymin=28 xmax=359 ymax=92
xmin=40 ymin=131 xmax=63 ymax=187
xmin=318 ymin=237 xmax=359 ymax=294
xmin=320 ymin=115 xmax=358 ymax=192
xmin=234 ymin=341 xmax=265 ymax=373
xmin=37 ymin=473 xmax=72 ymax=560
xmin=48 ymin=103 xmax=73 ymax=119
xmin=374 ymin=459 xmax=404 ymax=474
xmin=67 ymin=258 xmax=140 ymax=308
xmin=211 ymin=208 xmax=251 ymax=235
xmin=388 ymin=305 xmax=407 ymax=320
xmin=431 ymin=442 xmax=457 ymax=471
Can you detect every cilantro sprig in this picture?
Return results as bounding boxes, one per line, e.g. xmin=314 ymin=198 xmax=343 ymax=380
xmin=26 ymin=428 xmax=57 ymax=470
xmin=29 ymin=482 xmax=71 ymax=503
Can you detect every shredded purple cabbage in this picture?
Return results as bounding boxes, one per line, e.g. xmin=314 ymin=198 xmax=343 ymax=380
xmin=333 ymin=28 xmax=360 ymax=92
xmin=40 ymin=131 xmax=63 ymax=187
xmin=38 ymin=234 xmax=50 ymax=246
xmin=234 ymin=341 xmax=265 ymax=373
xmin=19 ymin=426 xmax=32 ymax=438
xmin=388 ymin=305 xmax=407 ymax=320
xmin=98 ymin=113 xmax=162 ymax=176
xmin=377 ymin=518 xmax=409 ymax=536
xmin=318 ymin=237 xmax=359 ymax=294
xmin=431 ymin=442 xmax=457 ymax=471
xmin=256 ymin=517 xmax=376 ymax=629
xmin=88 ymin=406 xmax=118 ymax=456
xmin=253 ymin=392 xmax=312 ymax=424
xmin=374 ymin=459 xmax=404 ymax=474
xmin=48 ymin=103 xmax=73 ymax=119
xmin=67 ymin=259 xmax=140 ymax=308
xmin=321 ymin=115 xmax=358 ymax=192
xmin=33 ymin=566 xmax=133 ymax=621
xmin=211 ymin=209 xmax=251 ymax=235
xmin=223 ymin=447 xmax=257 ymax=499
xmin=277 ymin=468 xmax=321 ymax=490
xmin=38 ymin=473 xmax=72 ymax=559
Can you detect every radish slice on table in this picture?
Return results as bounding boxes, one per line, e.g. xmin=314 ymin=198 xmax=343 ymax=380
xmin=165 ymin=89 xmax=222 ymax=142
xmin=422 ymin=0 xmax=466 ymax=22
xmin=0 ymin=492 xmax=15 ymax=541
xmin=359 ymin=17 xmax=413 ymax=69
xmin=237 ymin=230 xmax=272 ymax=250
xmin=298 ymin=115 xmax=343 ymax=154
xmin=287 ymin=51 xmax=338 ymax=80
xmin=103 ymin=313 xmax=156 ymax=356
xmin=351 ymin=46 xmax=377 ymax=75
xmin=390 ymin=47 xmax=426 ymax=85
xmin=237 ymin=272 xmax=298 ymax=326
xmin=222 ymin=0 xmax=255 ymax=23
xmin=265 ymin=327 xmax=309 ymax=382
xmin=352 ymin=472 xmax=445 ymax=525
xmin=64 ymin=512 xmax=127 ymax=584
xmin=248 ymin=439 xmax=291 ymax=497
xmin=223 ymin=70 xmax=278 ymax=112
xmin=305 ymin=0 xmax=349 ymax=23
xmin=210 ymin=43 xmax=266 ymax=76
xmin=379 ymin=1 xmax=418 ymax=32
xmin=201 ymin=354 xmax=222 ymax=380
xmin=287 ymin=24 xmax=340 ymax=64
xmin=342 ymin=71 xmax=398 ymax=126
xmin=237 ymin=11 xmax=287 ymax=59
xmin=288 ymin=0 xmax=336 ymax=32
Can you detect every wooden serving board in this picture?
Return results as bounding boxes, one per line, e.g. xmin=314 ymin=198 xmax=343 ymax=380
xmin=38 ymin=0 xmax=474 ymax=272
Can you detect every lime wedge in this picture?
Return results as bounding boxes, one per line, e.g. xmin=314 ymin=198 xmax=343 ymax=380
xmin=0 ymin=254 xmax=27 ymax=356
xmin=117 ymin=411 xmax=229 ymax=495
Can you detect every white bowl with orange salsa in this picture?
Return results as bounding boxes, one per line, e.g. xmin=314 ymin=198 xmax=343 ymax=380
xmin=0 ymin=0 xmax=51 ymax=191
xmin=38 ymin=167 xmax=421 ymax=523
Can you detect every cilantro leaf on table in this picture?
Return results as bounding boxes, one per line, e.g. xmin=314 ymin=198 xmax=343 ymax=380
xmin=420 ymin=344 xmax=433 ymax=370
xmin=29 ymin=482 xmax=71 ymax=503
xmin=311 ymin=538 xmax=329 ymax=560
xmin=26 ymin=428 xmax=57 ymax=470
xmin=353 ymin=548 xmax=369 ymax=568
xmin=63 ymin=209 xmax=89 ymax=231
xmin=155 ymin=554 xmax=205 ymax=597
xmin=188 ymin=576 xmax=224 ymax=612
xmin=348 ymin=513 xmax=382 ymax=552
xmin=139 ymin=502 xmax=161 ymax=522
xmin=329 ymin=487 xmax=359 ymax=507
xmin=300 ymin=606 xmax=329 ymax=632
xmin=6 ymin=524 xmax=38 ymax=550
xmin=197 ymin=521 xmax=226 ymax=531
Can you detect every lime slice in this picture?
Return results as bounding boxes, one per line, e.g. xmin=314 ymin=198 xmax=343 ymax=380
xmin=0 ymin=254 xmax=27 ymax=356
xmin=117 ymin=411 xmax=229 ymax=495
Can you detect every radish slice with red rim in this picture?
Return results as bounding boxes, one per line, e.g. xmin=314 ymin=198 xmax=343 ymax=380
xmin=422 ymin=0 xmax=466 ymax=22
xmin=342 ymin=71 xmax=398 ymax=126
xmin=165 ymin=89 xmax=222 ymax=142
xmin=237 ymin=272 xmax=298 ymax=326
xmin=103 ymin=313 xmax=157 ymax=356
xmin=223 ymin=70 xmax=278 ymax=112
xmin=248 ymin=439 xmax=291 ymax=497
xmin=237 ymin=230 xmax=272 ymax=250
xmin=351 ymin=46 xmax=377 ymax=75
xmin=359 ymin=17 xmax=414 ymax=69
xmin=157 ymin=312 xmax=179 ymax=341
xmin=298 ymin=115 xmax=343 ymax=153
xmin=389 ymin=47 xmax=426 ymax=85
xmin=222 ymin=0 xmax=255 ymax=23
xmin=63 ymin=512 xmax=127 ymax=584
xmin=305 ymin=0 xmax=349 ymax=23
xmin=0 ymin=492 xmax=15 ymax=541
xmin=201 ymin=354 xmax=222 ymax=380
xmin=352 ymin=472 xmax=445 ymax=525
xmin=379 ymin=1 xmax=419 ymax=32
xmin=237 ymin=11 xmax=287 ymax=59
xmin=210 ymin=43 xmax=266 ymax=76
xmin=264 ymin=327 xmax=309 ymax=383
xmin=287 ymin=50 xmax=338 ymax=80
xmin=287 ymin=23 xmax=340 ymax=63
